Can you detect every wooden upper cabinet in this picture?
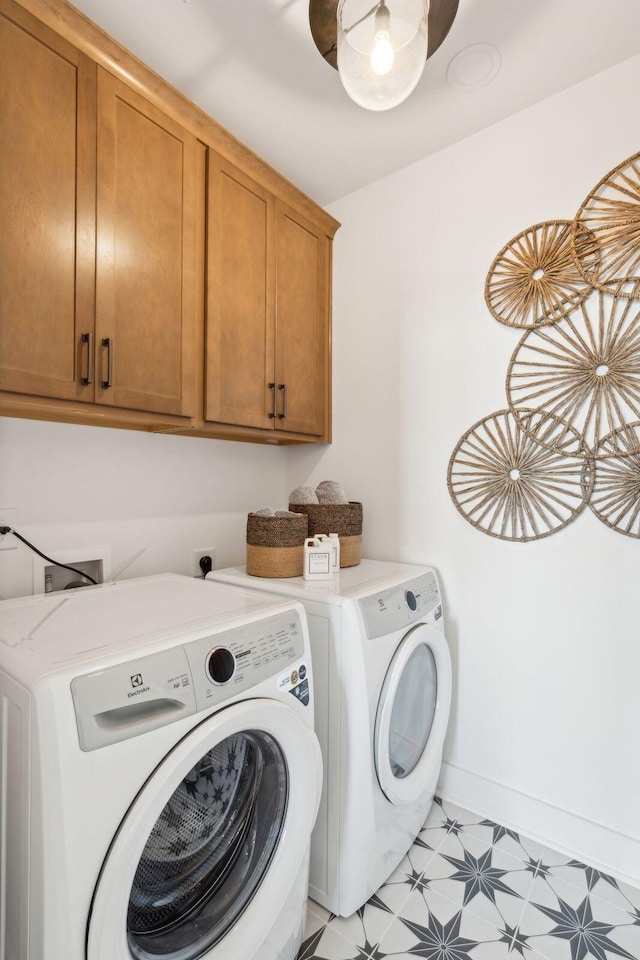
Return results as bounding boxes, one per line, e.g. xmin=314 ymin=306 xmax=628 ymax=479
xmin=0 ymin=0 xmax=338 ymax=441
xmin=0 ymin=0 xmax=96 ymax=401
xmin=205 ymin=153 xmax=332 ymax=440
xmin=275 ymin=202 xmax=330 ymax=438
xmin=206 ymin=152 xmax=276 ymax=429
xmin=95 ymin=69 xmax=198 ymax=417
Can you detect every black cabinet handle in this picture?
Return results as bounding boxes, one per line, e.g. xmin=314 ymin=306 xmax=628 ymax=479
xmin=101 ymin=337 xmax=113 ymax=389
xmin=268 ymin=382 xmax=277 ymax=418
xmin=278 ymin=383 xmax=287 ymax=419
xmin=80 ymin=332 xmax=93 ymax=385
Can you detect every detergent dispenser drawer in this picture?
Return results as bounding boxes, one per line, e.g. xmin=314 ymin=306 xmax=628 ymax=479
xmin=71 ymin=647 xmax=197 ymax=751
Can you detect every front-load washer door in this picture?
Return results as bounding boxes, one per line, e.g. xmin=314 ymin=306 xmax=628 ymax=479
xmin=87 ymin=699 xmax=321 ymax=960
xmin=374 ymin=623 xmax=451 ymax=805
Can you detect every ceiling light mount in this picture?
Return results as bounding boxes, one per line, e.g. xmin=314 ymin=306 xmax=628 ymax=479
xmin=309 ymin=0 xmax=458 ymax=71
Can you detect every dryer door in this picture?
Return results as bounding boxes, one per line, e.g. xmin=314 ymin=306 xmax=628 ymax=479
xmin=374 ymin=623 xmax=451 ymax=805
xmin=87 ymin=699 xmax=321 ymax=960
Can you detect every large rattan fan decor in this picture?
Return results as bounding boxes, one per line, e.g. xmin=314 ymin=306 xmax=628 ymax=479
xmin=447 ymin=409 xmax=593 ymax=541
xmin=571 ymin=151 xmax=640 ymax=299
xmin=450 ymin=147 xmax=640 ymax=541
xmin=506 ymin=284 xmax=640 ymax=460
xmin=485 ymin=220 xmax=598 ymax=329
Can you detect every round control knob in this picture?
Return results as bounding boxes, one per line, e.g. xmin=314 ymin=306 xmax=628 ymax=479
xmin=207 ymin=647 xmax=236 ymax=685
xmin=405 ymin=590 xmax=417 ymax=612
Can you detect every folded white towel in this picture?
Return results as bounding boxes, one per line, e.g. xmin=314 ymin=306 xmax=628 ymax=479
xmin=289 ymin=485 xmax=319 ymax=504
xmin=316 ymin=480 xmax=348 ymax=504
xmin=252 ymin=507 xmax=276 ymax=516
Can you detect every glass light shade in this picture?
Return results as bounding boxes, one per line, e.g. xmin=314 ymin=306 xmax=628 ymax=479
xmin=337 ymin=0 xmax=429 ymax=112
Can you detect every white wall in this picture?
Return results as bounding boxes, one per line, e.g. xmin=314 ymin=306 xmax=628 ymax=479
xmin=0 ymin=417 xmax=287 ymax=599
xmin=289 ymin=55 xmax=640 ymax=885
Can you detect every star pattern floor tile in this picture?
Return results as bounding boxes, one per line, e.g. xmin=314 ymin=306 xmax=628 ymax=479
xmin=296 ymin=798 xmax=640 ymax=960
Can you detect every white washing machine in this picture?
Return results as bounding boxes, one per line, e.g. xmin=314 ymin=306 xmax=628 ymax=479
xmin=209 ymin=559 xmax=452 ymax=917
xmin=0 ymin=573 xmax=321 ymax=960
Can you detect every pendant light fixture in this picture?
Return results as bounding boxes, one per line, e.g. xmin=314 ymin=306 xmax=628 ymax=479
xmin=309 ymin=0 xmax=459 ymax=112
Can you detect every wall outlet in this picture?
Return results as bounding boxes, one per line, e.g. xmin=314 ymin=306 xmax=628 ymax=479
xmin=191 ymin=547 xmax=216 ymax=578
xmin=0 ymin=508 xmax=17 ymax=551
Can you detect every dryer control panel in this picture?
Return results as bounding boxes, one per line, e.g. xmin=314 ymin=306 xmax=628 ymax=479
xmin=71 ymin=609 xmax=306 ymax=751
xmin=358 ymin=572 xmax=442 ymax=639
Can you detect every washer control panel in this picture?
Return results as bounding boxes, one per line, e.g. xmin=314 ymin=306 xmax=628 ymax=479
xmin=71 ymin=609 xmax=306 ymax=751
xmin=185 ymin=610 xmax=305 ymax=709
xmin=358 ymin=571 xmax=442 ymax=639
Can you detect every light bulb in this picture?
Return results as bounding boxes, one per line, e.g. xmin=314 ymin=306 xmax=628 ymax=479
xmin=371 ymin=2 xmax=394 ymax=75
xmin=371 ymin=30 xmax=394 ymax=75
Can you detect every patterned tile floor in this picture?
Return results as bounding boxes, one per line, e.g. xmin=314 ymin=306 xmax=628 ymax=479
xmin=297 ymin=797 xmax=640 ymax=960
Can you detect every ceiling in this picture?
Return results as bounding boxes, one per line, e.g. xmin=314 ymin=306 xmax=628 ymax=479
xmin=69 ymin=0 xmax=640 ymax=206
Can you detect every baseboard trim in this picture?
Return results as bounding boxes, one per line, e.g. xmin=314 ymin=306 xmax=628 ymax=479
xmin=437 ymin=761 xmax=640 ymax=890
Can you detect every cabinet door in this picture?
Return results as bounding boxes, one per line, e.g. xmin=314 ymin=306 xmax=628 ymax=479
xmin=95 ymin=69 xmax=197 ymax=417
xmin=205 ymin=153 xmax=276 ymax=430
xmin=275 ymin=203 xmax=330 ymax=438
xmin=0 ymin=0 xmax=96 ymax=401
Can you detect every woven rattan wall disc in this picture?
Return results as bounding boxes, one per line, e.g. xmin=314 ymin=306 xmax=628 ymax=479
xmin=571 ymin=151 xmax=640 ymax=298
xmin=447 ymin=409 xmax=593 ymax=541
xmin=589 ymin=421 xmax=640 ymax=537
xmin=485 ymin=220 xmax=598 ymax=328
xmin=507 ymin=285 xmax=640 ymax=459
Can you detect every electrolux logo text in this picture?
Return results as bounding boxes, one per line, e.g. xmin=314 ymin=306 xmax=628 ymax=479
xmin=128 ymin=673 xmax=150 ymax=698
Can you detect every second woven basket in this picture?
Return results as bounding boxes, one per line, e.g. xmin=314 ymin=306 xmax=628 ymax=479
xmin=288 ymin=501 xmax=363 ymax=567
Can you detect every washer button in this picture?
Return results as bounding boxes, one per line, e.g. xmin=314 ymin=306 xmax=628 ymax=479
xmin=405 ymin=590 xmax=417 ymax=612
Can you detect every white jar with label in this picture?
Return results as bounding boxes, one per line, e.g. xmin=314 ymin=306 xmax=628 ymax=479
xmin=303 ymin=537 xmax=334 ymax=581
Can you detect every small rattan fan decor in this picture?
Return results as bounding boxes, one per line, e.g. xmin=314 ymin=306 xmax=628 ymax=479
xmin=485 ymin=220 xmax=598 ymax=328
xmin=447 ymin=409 xmax=593 ymax=541
xmin=506 ymin=284 xmax=640 ymax=460
xmin=571 ymin=151 xmax=640 ymax=298
xmin=589 ymin=421 xmax=640 ymax=538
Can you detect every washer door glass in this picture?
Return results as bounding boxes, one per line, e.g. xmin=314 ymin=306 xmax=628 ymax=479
xmin=127 ymin=729 xmax=287 ymax=960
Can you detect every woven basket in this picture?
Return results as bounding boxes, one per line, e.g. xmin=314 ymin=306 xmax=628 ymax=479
xmin=288 ymin=501 xmax=363 ymax=568
xmin=246 ymin=513 xmax=308 ymax=578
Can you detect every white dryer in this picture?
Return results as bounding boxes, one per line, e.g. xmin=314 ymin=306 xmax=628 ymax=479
xmin=0 ymin=573 xmax=321 ymax=960
xmin=209 ymin=559 xmax=452 ymax=917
